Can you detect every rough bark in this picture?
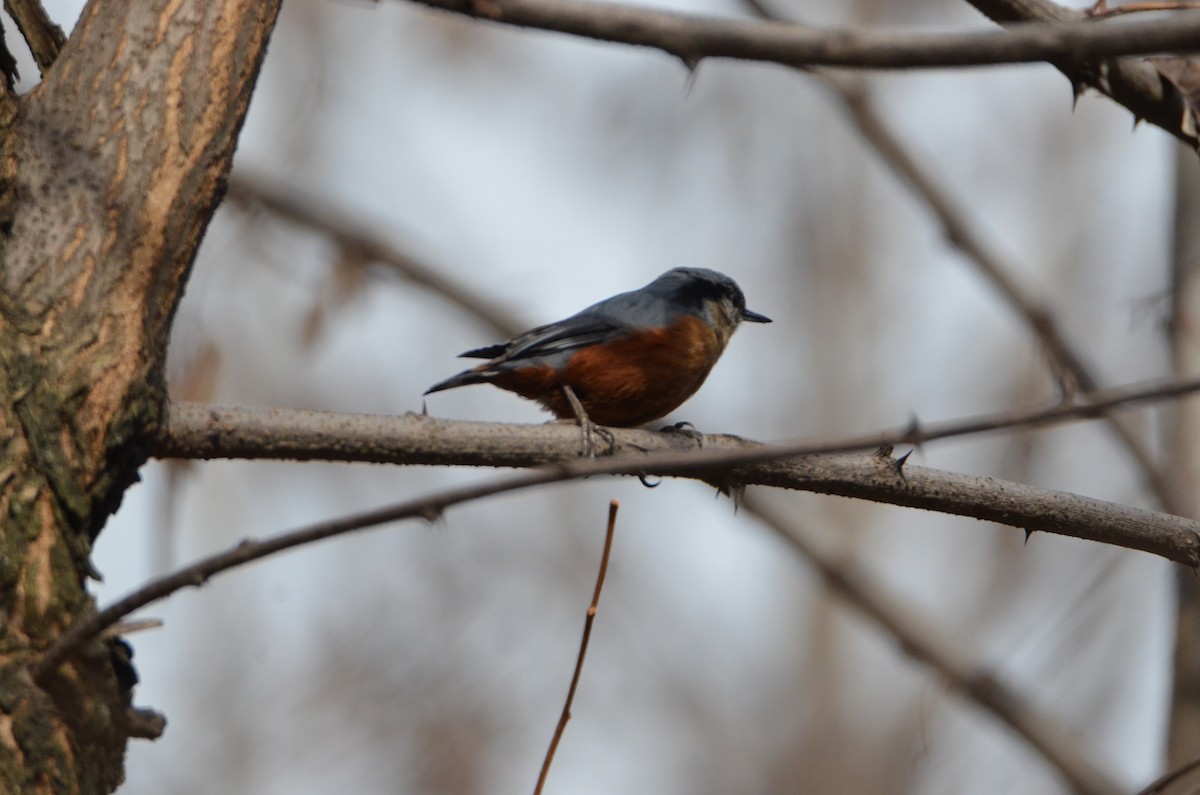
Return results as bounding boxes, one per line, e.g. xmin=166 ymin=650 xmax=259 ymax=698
xmin=0 ymin=2 xmax=280 ymax=792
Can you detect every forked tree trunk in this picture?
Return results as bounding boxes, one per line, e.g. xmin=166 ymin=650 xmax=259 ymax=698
xmin=0 ymin=3 xmax=279 ymax=791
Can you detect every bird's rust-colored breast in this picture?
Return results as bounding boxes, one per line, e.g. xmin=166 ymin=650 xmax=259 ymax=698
xmin=492 ymin=315 xmax=724 ymax=427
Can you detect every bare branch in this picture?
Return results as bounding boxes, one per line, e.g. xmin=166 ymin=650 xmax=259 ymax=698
xmin=405 ymin=0 xmax=1200 ymax=70
xmin=226 ymin=171 xmax=525 ymax=339
xmin=534 ymin=500 xmax=618 ymax=795
xmin=1091 ymin=1 xmax=1200 ymax=18
xmin=4 ymin=0 xmax=66 ymax=75
xmin=158 ymin=375 xmax=1200 ymax=467
xmin=962 ymin=0 xmax=1199 ymax=146
xmin=143 ymin=382 xmax=1200 ymax=563
xmin=34 ymin=403 xmax=1200 ymax=679
xmin=743 ymin=496 xmax=1125 ymax=795
xmin=737 ymin=0 xmax=1177 ymax=507
xmin=35 ymin=417 xmax=1200 ymax=677
xmin=830 ymin=80 xmax=1175 ymax=501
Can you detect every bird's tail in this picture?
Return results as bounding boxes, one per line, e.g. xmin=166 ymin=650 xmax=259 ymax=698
xmin=459 ymin=343 xmax=506 ymax=359
xmin=424 ymin=367 xmax=491 ymax=395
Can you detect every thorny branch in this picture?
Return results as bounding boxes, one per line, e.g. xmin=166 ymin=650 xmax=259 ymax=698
xmin=962 ymin=0 xmax=1200 ymax=146
xmin=739 ymin=0 xmax=1177 ymax=509
xmin=401 ymin=0 xmax=1200 ymax=146
xmin=32 ymin=375 xmax=1200 ymax=679
xmin=404 ymin=0 xmax=1200 ymax=70
xmin=159 ymin=375 xmax=1200 ymax=469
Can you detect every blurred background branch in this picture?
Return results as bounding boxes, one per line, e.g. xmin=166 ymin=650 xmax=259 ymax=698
xmin=744 ymin=494 xmax=1125 ymax=795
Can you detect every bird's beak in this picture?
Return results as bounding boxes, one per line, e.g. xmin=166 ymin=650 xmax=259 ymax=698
xmin=743 ymin=309 xmax=772 ymax=323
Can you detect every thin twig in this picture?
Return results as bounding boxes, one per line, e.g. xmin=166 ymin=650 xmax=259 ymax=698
xmin=742 ymin=495 xmax=1124 ymax=795
xmin=1090 ymin=1 xmax=1200 ymax=19
xmin=405 ymin=0 xmax=1200 ymax=69
xmin=534 ymin=500 xmax=618 ymax=795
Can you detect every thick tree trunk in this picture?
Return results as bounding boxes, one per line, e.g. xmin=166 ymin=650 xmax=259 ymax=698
xmin=0 ymin=2 xmax=279 ymax=792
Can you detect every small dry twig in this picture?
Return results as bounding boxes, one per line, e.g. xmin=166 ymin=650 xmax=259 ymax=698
xmin=533 ymin=499 xmax=618 ymax=795
xmin=1090 ymin=1 xmax=1200 ymax=18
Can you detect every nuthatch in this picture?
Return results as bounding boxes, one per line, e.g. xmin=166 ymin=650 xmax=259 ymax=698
xmin=425 ymin=268 xmax=770 ymax=427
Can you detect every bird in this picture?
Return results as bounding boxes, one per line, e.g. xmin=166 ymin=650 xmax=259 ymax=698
xmin=424 ymin=267 xmax=770 ymax=428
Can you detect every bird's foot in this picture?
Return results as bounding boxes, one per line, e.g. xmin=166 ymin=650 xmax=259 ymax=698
xmin=660 ymin=420 xmax=704 ymax=448
xmin=561 ymin=385 xmax=614 ymax=458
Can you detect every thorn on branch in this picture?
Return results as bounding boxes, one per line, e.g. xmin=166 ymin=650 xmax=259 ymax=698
xmin=124 ymin=707 xmax=167 ymax=740
xmin=903 ymin=413 xmax=925 ymax=447
xmin=1071 ymin=79 xmax=1088 ymax=110
xmin=86 ymin=559 xmax=104 ymax=581
xmin=873 ymin=444 xmax=911 ymax=483
xmin=709 ymin=477 xmax=747 ymax=509
xmin=1025 ymin=528 xmax=1036 ymax=544
xmin=98 ymin=618 xmax=163 ymax=640
xmin=726 ymin=483 xmax=746 ymax=511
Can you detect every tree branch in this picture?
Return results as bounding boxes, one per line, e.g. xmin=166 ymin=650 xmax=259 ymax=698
xmin=405 ymin=0 xmax=1200 ymax=70
xmin=4 ymin=0 xmax=65 ymax=75
xmin=962 ymin=0 xmax=1200 ymax=146
xmin=736 ymin=0 xmax=1177 ymax=508
xmin=34 ymin=414 xmax=1200 ymax=680
xmin=150 ymin=376 xmax=1200 ymax=565
xmin=823 ymin=78 xmax=1177 ymax=508
xmin=158 ymin=375 xmax=1200 ymax=467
